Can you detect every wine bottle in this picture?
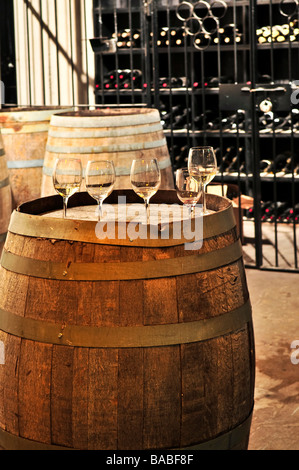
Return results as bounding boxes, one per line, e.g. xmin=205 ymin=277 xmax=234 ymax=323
xmin=102 ymin=69 xmax=143 ymax=90
xmin=172 ymin=107 xmax=192 ymax=129
xmin=102 ymin=70 xmax=120 ymax=89
xmin=131 ymin=29 xmax=141 ymax=48
xmin=221 ymin=24 xmax=235 ymax=45
xmin=281 ymin=156 xmax=294 ymax=174
xmin=256 ymin=24 xmax=296 ymax=44
xmin=278 ymin=203 xmax=299 ymax=223
xmin=246 ymin=200 xmax=272 ymax=219
xmin=170 ymin=27 xmax=185 ymax=46
xmin=161 ymin=105 xmax=183 ymax=129
xmin=221 ymin=111 xmax=246 ymax=131
xmin=227 ymin=147 xmax=245 ymax=173
xmin=169 ymin=144 xmax=180 ymax=164
xmin=269 ymin=202 xmax=289 ymax=222
xmin=117 ymin=29 xmax=130 ymax=48
xmin=260 ymin=160 xmax=272 ymax=173
xmin=131 ymin=69 xmax=143 ymax=88
xmin=218 ymin=146 xmax=236 ymax=173
xmin=192 ymin=110 xmax=216 ymax=131
xmin=262 ymin=201 xmax=289 ymax=222
xmin=159 ymin=77 xmax=185 ymax=89
xmin=194 ymin=33 xmax=210 ymax=49
xmin=266 ymin=153 xmax=289 ymax=173
xmin=116 ymin=29 xmax=141 ymax=48
xmin=174 ymin=145 xmax=189 ymax=170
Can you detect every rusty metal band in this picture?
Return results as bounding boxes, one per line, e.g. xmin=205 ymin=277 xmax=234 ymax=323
xmin=7 ymin=204 xmax=236 ymax=247
xmin=43 ymin=155 xmax=171 ymax=177
xmin=48 ymin=121 xmax=163 ymax=138
xmin=0 ymin=298 xmax=251 ymax=348
xmin=0 ymin=239 xmax=242 ymax=281
xmin=0 ymin=409 xmax=253 ymax=451
xmin=45 ymin=138 xmax=167 ymax=155
xmin=0 ymin=177 xmax=9 ymax=189
xmin=0 ymin=106 xmax=74 ymax=124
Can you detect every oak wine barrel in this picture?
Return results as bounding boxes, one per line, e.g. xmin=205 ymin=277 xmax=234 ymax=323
xmin=0 ymin=106 xmax=72 ymax=208
xmin=0 ymin=190 xmax=255 ymax=450
xmin=41 ymin=108 xmax=174 ymax=196
xmin=0 ymin=131 xmax=12 ymax=255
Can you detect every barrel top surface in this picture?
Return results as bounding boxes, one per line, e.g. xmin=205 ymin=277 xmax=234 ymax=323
xmin=8 ymin=191 xmax=235 ymax=247
xmin=49 ymin=107 xmax=161 ymax=128
xmin=55 ymin=107 xmax=159 ymax=118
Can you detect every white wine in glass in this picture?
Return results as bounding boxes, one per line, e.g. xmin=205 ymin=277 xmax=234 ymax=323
xmin=130 ymin=158 xmax=161 ymax=223
xmin=53 ymin=157 xmax=82 ymax=218
xmin=85 ymin=160 xmax=116 ymax=221
xmin=176 ymin=168 xmax=202 ymax=217
xmin=188 ymin=146 xmax=217 ymax=214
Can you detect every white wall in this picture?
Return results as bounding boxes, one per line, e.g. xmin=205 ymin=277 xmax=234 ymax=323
xmin=13 ymin=0 xmax=95 ymax=106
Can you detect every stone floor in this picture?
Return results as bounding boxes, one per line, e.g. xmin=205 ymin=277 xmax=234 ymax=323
xmin=246 ymin=268 xmax=299 ymax=450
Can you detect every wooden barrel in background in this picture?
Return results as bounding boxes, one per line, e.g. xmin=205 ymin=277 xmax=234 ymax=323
xmin=0 ymin=131 xmax=12 ymax=255
xmin=0 ymin=107 xmax=72 ymax=208
xmin=0 ymin=190 xmax=255 ymax=450
xmin=41 ymin=108 xmax=174 ymax=197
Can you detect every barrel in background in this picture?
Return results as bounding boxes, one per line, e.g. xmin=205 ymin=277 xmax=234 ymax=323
xmin=0 ymin=190 xmax=255 ymax=450
xmin=0 ymin=107 xmax=73 ymax=208
xmin=0 ymin=131 xmax=12 ymax=255
xmin=41 ymin=108 xmax=174 ymax=196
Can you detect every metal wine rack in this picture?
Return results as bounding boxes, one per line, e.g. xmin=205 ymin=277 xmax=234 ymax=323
xmin=92 ymin=0 xmax=299 ymax=272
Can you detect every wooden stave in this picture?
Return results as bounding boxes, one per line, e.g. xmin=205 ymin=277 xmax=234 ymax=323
xmin=0 ymin=133 xmax=12 ymax=255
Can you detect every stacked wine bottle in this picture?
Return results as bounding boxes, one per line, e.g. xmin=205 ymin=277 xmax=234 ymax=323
xmin=113 ymin=29 xmax=141 ymax=48
xmin=257 ymin=20 xmax=299 ymax=44
xmin=111 ymin=24 xmax=243 ymax=49
xmin=246 ymin=201 xmax=299 ymax=224
xmin=96 ymin=69 xmax=143 ymax=90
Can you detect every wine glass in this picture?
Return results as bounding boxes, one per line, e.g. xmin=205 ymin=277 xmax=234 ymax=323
xmin=130 ymin=158 xmax=161 ymax=223
xmin=175 ymin=168 xmax=202 ymax=217
xmin=53 ymin=157 xmax=82 ymax=219
xmin=188 ymin=146 xmax=217 ymax=214
xmin=85 ymin=160 xmax=116 ymax=221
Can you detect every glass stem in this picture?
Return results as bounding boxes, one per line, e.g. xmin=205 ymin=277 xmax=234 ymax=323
xmin=63 ymin=197 xmax=68 ymax=219
xmin=145 ymin=199 xmax=150 ymax=224
xmin=202 ymin=185 xmax=207 ymax=214
xmin=98 ymin=200 xmax=103 ymax=221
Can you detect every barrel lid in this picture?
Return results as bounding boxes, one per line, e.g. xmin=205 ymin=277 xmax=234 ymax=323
xmin=8 ymin=190 xmax=235 ymax=247
xmin=49 ymin=108 xmax=161 ymax=128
